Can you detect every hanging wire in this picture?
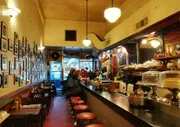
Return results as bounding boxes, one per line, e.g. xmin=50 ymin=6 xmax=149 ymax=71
xmin=112 ymin=0 xmax=114 ymax=7
xmin=86 ymin=0 xmax=88 ymax=39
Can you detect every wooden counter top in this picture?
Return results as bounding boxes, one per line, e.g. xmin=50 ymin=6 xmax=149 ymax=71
xmin=81 ymin=84 xmax=180 ymax=127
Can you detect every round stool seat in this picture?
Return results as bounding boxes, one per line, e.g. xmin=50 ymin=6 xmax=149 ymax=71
xmin=77 ymin=112 xmax=96 ymax=120
xmin=85 ymin=124 xmax=105 ymax=127
xmin=70 ymin=96 xmax=81 ymax=101
xmin=74 ymin=105 xmax=89 ymax=111
xmin=71 ymin=100 xmax=84 ymax=104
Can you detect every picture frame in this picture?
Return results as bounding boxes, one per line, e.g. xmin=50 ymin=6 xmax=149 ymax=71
xmin=1 ymin=54 xmax=7 ymax=71
xmin=0 ymin=74 xmax=2 ymax=88
xmin=1 ymin=21 xmax=8 ymax=40
xmin=2 ymin=72 xmax=8 ymax=88
xmin=0 ymin=38 xmax=7 ymax=52
xmin=14 ymin=43 xmax=18 ymax=56
xmin=18 ymin=40 xmax=22 ymax=51
xmin=14 ymin=57 xmax=18 ymax=70
xmin=14 ymin=74 xmax=19 ymax=85
xmin=9 ymin=61 xmax=14 ymax=75
xmin=18 ymin=51 xmax=22 ymax=62
xmin=8 ymin=39 xmax=13 ymax=52
xmin=14 ymin=32 xmax=18 ymax=45
xmin=22 ymin=36 xmax=25 ymax=48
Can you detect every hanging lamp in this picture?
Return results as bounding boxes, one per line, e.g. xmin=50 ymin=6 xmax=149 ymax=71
xmin=104 ymin=0 xmax=121 ymax=23
xmin=82 ymin=0 xmax=92 ymax=47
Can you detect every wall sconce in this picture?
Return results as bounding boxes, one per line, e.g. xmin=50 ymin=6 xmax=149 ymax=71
xmin=38 ymin=46 xmax=45 ymax=52
xmin=1 ymin=7 xmax=21 ymax=17
xmin=141 ymin=36 xmax=162 ymax=48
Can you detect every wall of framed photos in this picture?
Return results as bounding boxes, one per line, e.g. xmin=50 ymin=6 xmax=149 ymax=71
xmin=0 ymin=0 xmax=46 ymax=97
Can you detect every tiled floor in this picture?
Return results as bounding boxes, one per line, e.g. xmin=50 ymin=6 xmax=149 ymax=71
xmin=44 ymin=96 xmax=74 ymax=127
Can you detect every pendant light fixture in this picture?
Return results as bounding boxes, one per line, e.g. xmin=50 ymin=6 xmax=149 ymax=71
xmin=82 ymin=0 xmax=92 ymax=47
xmin=104 ymin=0 xmax=121 ymax=23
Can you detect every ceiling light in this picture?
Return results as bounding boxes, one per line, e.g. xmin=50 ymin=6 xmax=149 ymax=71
xmin=8 ymin=7 xmax=21 ymax=17
xmin=104 ymin=0 xmax=121 ymax=23
xmin=82 ymin=0 xmax=91 ymax=47
xmin=150 ymin=39 xmax=161 ymax=48
xmin=141 ymin=39 xmax=147 ymax=44
xmin=150 ymin=31 xmax=156 ymax=35
xmin=82 ymin=39 xmax=91 ymax=47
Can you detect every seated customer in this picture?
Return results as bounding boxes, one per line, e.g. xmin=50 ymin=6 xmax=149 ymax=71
xmin=66 ymin=70 xmax=83 ymax=98
xmin=81 ymin=69 xmax=87 ymax=78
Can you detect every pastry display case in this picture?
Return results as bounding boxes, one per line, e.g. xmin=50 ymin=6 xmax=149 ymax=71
xmin=159 ymin=70 xmax=180 ymax=88
xmin=142 ymin=70 xmax=160 ymax=86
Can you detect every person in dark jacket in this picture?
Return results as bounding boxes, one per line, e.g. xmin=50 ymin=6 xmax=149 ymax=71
xmin=67 ymin=70 xmax=83 ymax=98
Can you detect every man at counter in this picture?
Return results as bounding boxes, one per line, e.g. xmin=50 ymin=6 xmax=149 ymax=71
xmin=94 ymin=70 xmax=103 ymax=81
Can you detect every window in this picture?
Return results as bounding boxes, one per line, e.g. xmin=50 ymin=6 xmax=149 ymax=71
xmin=65 ymin=30 xmax=77 ymax=41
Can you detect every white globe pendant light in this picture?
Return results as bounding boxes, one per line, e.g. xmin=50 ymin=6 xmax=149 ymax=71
xmin=82 ymin=0 xmax=92 ymax=47
xmin=104 ymin=0 xmax=121 ymax=23
xmin=83 ymin=39 xmax=91 ymax=47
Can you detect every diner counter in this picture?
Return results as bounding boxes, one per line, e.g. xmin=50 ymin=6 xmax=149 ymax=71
xmin=81 ymin=84 xmax=180 ymax=127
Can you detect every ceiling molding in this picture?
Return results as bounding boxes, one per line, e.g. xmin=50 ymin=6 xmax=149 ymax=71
xmin=34 ymin=0 xmax=45 ymax=25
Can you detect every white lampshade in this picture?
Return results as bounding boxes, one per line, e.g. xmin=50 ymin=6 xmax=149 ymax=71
xmin=8 ymin=7 xmax=21 ymax=17
xmin=82 ymin=39 xmax=91 ymax=47
xmin=104 ymin=7 xmax=121 ymax=23
xmin=150 ymin=39 xmax=161 ymax=48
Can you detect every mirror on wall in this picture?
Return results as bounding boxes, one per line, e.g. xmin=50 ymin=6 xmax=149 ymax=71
xmin=138 ymin=37 xmax=164 ymax=63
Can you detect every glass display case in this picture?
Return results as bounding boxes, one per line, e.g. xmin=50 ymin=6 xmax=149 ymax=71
xmin=142 ymin=70 xmax=160 ymax=86
xmin=159 ymin=70 xmax=180 ymax=88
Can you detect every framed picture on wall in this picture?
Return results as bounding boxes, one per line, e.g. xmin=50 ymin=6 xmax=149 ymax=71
xmin=2 ymin=72 xmax=8 ymax=88
xmin=18 ymin=40 xmax=22 ymax=51
xmin=1 ymin=21 xmax=8 ymax=40
xmin=14 ymin=44 xmax=18 ymax=56
xmin=0 ymin=38 xmax=7 ymax=52
xmin=18 ymin=51 xmax=22 ymax=62
xmin=22 ymin=36 xmax=25 ymax=48
xmin=14 ymin=32 xmax=19 ymax=45
xmin=8 ymin=39 xmax=13 ymax=52
xmin=9 ymin=61 xmax=14 ymax=75
xmin=14 ymin=57 xmax=18 ymax=70
xmin=1 ymin=54 xmax=7 ymax=71
xmin=14 ymin=74 xmax=19 ymax=85
xmin=0 ymin=74 xmax=2 ymax=88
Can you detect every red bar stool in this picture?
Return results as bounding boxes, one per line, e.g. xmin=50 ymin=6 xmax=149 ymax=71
xmin=71 ymin=100 xmax=85 ymax=106
xmin=70 ymin=96 xmax=81 ymax=101
xmin=71 ymin=100 xmax=85 ymax=117
xmin=73 ymin=105 xmax=89 ymax=126
xmin=77 ymin=112 xmax=97 ymax=127
xmin=85 ymin=124 xmax=105 ymax=127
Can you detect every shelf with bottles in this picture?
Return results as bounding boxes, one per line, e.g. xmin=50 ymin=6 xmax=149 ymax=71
xmin=154 ymin=55 xmax=180 ymax=60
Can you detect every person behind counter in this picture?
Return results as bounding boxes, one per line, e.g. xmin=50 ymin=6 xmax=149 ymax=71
xmin=94 ymin=70 xmax=103 ymax=81
xmin=66 ymin=70 xmax=84 ymax=98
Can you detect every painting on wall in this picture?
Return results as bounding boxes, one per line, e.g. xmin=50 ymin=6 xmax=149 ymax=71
xmin=8 ymin=39 xmax=13 ymax=52
xmin=14 ymin=57 xmax=18 ymax=70
xmin=9 ymin=61 xmax=14 ymax=75
xmin=14 ymin=74 xmax=19 ymax=85
xmin=1 ymin=21 xmax=8 ymax=40
xmin=14 ymin=32 xmax=19 ymax=45
xmin=14 ymin=43 xmax=18 ymax=56
xmin=0 ymin=38 xmax=7 ymax=52
xmin=0 ymin=74 xmax=2 ymax=88
xmin=1 ymin=54 xmax=7 ymax=71
xmin=2 ymin=72 xmax=8 ymax=88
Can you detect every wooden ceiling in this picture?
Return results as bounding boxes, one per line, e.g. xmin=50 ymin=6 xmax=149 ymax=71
xmin=40 ymin=0 xmax=125 ymax=22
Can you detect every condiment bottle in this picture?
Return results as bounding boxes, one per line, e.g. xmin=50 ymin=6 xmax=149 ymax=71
xmin=15 ymin=99 xmax=19 ymax=111
xmin=178 ymin=59 xmax=180 ymax=69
